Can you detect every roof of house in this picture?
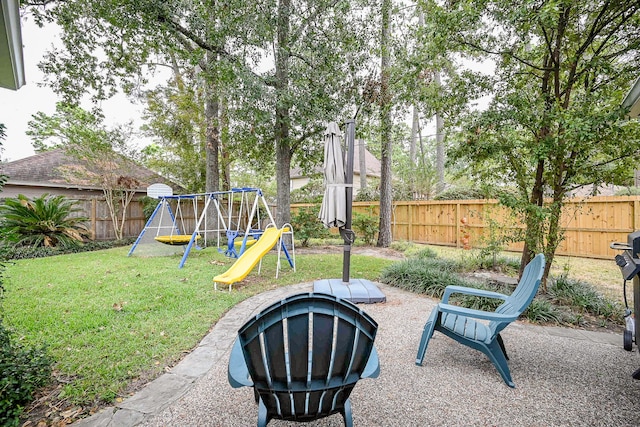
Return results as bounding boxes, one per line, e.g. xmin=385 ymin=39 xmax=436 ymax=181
xmin=291 ymin=146 xmax=382 ymax=179
xmin=0 ymin=148 xmax=177 ymax=192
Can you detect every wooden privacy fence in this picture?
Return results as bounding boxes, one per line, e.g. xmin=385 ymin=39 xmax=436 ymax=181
xmin=78 ymin=194 xmax=640 ymax=259
xmin=75 ymin=196 xmax=271 ymax=241
xmin=294 ymin=196 xmax=640 ymax=260
xmin=73 ymin=197 xmax=150 ymax=241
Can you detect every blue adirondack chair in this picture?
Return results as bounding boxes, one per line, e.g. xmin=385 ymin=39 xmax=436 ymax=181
xmin=416 ymin=253 xmax=545 ymax=387
xmin=228 ymin=292 xmax=380 ymax=426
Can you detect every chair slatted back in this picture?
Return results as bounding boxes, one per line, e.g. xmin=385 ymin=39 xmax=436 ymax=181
xmin=237 ymin=292 xmax=378 ymax=422
xmin=490 ymin=253 xmax=545 ymax=335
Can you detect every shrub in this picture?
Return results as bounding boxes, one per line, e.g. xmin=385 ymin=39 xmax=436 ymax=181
xmin=380 ymin=257 xmax=467 ymax=298
xmin=413 ymin=246 xmax=438 ymax=260
xmin=354 ymin=186 xmax=379 ymax=202
xmin=140 ymin=196 xmax=160 ymax=221
xmin=0 ymin=319 xmax=53 ymax=426
xmin=0 ymin=194 xmax=90 ymax=248
xmin=615 ymin=186 xmax=640 ymax=196
xmin=451 ymin=282 xmax=514 ymax=312
xmin=549 ymin=274 xmax=624 ymax=321
xmin=291 ymin=206 xmax=328 ymax=247
xmin=523 ymin=299 xmax=563 ymax=324
xmin=291 ymin=179 xmax=324 ymax=204
xmin=351 ymin=212 xmax=378 ymax=245
xmin=1 ymin=238 xmax=135 ymax=260
xmin=435 ymin=186 xmax=486 ymax=200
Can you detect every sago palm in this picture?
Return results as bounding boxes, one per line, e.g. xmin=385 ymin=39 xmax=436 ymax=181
xmin=0 ymin=194 xmax=90 ymax=248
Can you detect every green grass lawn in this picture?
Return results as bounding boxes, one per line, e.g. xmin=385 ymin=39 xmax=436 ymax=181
xmin=1 ymin=245 xmax=393 ymax=407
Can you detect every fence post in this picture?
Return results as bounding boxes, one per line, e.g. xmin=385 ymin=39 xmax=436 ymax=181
xmin=408 ymin=202 xmax=413 ymax=241
xmin=635 ymin=200 xmax=640 ymax=231
xmin=91 ymin=198 xmax=97 ymax=240
xmin=455 ymin=202 xmax=461 ymax=249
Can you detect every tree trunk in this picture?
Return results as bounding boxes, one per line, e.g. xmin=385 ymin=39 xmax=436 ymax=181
xmin=410 ymin=107 xmax=419 ymax=196
xmin=358 ymin=139 xmax=367 ymax=191
xmin=520 ymin=158 xmax=545 ymax=281
xmin=434 ymin=71 xmax=445 ymax=194
xmin=204 ymin=52 xmax=220 ymax=193
xmin=377 ymin=0 xmax=392 ymax=247
xmin=274 ymin=0 xmax=292 ymax=227
xmin=220 ymin=97 xmax=231 ymax=191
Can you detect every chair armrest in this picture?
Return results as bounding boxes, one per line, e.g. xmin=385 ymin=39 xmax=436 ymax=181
xmin=442 ymin=285 xmax=509 ymax=303
xmin=228 ymin=338 xmax=254 ymax=388
xmin=438 ymin=303 xmax=519 ymax=323
xmin=361 ymin=346 xmax=380 ymax=379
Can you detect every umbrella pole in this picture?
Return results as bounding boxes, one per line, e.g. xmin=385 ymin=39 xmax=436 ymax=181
xmin=342 ymin=119 xmax=356 ymax=284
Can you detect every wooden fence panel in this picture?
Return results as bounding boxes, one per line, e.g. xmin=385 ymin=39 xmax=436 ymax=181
xmin=296 ymin=195 xmax=640 ymax=260
xmin=64 ymin=195 xmax=640 ymax=256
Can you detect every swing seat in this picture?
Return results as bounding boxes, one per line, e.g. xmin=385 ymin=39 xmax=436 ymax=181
xmin=154 ymin=235 xmax=200 ymax=245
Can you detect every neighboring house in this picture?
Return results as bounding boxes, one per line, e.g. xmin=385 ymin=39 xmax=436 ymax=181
xmin=0 ymin=148 xmax=179 ymax=199
xmin=290 ymin=144 xmax=382 ymax=196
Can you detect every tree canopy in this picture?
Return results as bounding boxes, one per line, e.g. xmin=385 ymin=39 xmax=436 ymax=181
xmin=421 ymin=0 xmax=640 ymax=284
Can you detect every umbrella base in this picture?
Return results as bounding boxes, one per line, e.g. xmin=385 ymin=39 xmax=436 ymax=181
xmin=313 ymin=278 xmax=386 ymax=304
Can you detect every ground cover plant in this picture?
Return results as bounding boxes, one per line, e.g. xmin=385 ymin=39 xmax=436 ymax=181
xmin=2 ymin=245 xmax=393 ymax=424
xmin=383 ymin=242 xmax=625 ymax=330
xmin=0 ymin=319 xmax=52 ymax=427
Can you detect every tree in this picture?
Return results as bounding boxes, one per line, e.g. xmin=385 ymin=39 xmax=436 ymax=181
xmin=27 ymin=103 xmax=141 ymax=240
xmin=140 ymin=71 xmax=207 ymax=193
xmin=25 ymin=0 xmax=376 ymax=228
xmin=425 ymin=0 xmax=640 ymax=287
xmin=377 ymin=0 xmax=393 ymax=247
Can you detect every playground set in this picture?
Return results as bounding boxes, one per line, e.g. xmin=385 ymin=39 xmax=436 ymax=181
xmin=128 ymin=184 xmax=295 ymax=290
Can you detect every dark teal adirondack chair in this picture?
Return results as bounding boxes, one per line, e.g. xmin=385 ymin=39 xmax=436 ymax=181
xmin=228 ymin=292 xmax=380 ymax=426
xmin=416 ymin=253 xmax=545 ymax=387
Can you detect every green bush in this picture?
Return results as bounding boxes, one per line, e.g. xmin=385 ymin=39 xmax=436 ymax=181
xmin=0 ymin=319 xmax=53 ymax=427
xmin=0 ymin=194 xmax=90 ymax=248
xmin=615 ymin=186 xmax=640 ymax=196
xmin=291 ymin=206 xmax=328 ymax=247
xmin=380 ymin=257 xmax=467 ymax=298
xmin=524 ymin=299 xmax=564 ymax=324
xmin=1 ymin=238 xmax=135 ymax=260
xmin=354 ymin=186 xmax=379 ymax=202
xmin=351 ymin=212 xmax=378 ymax=245
xmin=549 ymin=274 xmax=623 ymax=321
xmin=413 ymin=246 xmax=438 ymax=259
xmin=452 ymin=282 xmax=514 ymax=312
xmin=435 ymin=186 xmax=487 ymax=200
xmin=140 ymin=196 xmax=160 ymax=221
xmin=291 ymin=178 xmax=324 ymax=204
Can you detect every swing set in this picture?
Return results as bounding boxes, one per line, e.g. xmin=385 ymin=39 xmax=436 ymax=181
xmin=128 ymin=184 xmax=292 ymax=269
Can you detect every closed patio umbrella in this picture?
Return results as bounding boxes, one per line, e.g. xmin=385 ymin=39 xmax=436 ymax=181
xmin=318 ymin=122 xmax=347 ymax=229
xmin=313 ymin=120 xmax=385 ymax=303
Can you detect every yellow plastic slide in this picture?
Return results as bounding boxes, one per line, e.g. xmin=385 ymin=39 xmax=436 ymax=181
xmin=214 ymin=227 xmax=289 ymax=290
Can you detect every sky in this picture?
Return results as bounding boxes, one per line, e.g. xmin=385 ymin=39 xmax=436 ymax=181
xmin=0 ymin=17 xmax=151 ymax=162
